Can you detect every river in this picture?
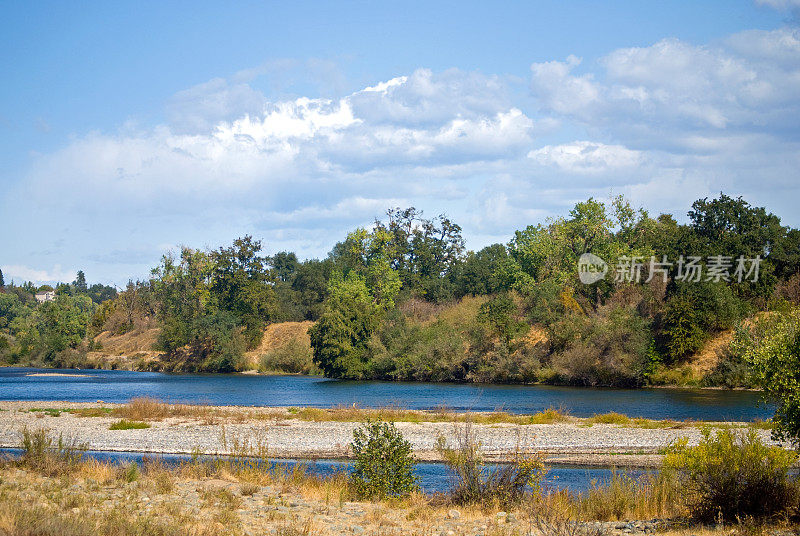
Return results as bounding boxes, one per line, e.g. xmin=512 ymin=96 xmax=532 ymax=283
xmin=0 ymin=367 xmax=771 ymax=421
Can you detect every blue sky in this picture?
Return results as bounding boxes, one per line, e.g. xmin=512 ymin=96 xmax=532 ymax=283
xmin=2 ymin=0 xmax=799 ymax=286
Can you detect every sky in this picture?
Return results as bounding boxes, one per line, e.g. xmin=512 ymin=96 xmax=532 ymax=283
xmin=2 ymin=0 xmax=800 ymax=286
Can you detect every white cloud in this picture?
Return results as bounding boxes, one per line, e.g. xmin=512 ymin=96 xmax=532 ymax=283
xmin=167 ymin=78 xmax=267 ymax=134
xmin=531 ymin=28 xmax=800 ymax=141
xmin=529 ymin=55 xmax=599 ymax=116
xmin=1 ymin=264 xmax=76 ymax=285
xmin=756 ymin=0 xmax=800 ymax=9
xmin=25 ymin=68 xmax=537 ymax=213
xmin=528 ymin=141 xmax=644 ymax=174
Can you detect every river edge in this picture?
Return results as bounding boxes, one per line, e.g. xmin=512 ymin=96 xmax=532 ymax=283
xmin=0 ymin=401 xmax=784 ymax=468
xmin=0 ymin=364 xmax=764 ymax=392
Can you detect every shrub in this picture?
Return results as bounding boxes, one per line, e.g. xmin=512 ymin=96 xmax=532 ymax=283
xmin=18 ymin=426 xmax=85 ymax=473
xmin=259 ymin=337 xmax=315 ymax=374
xmin=349 ymin=419 xmax=418 ymax=500
xmin=437 ymin=421 xmax=545 ymax=507
xmin=550 ymin=304 xmax=651 ymax=387
xmin=663 ymin=427 xmax=798 ymax=522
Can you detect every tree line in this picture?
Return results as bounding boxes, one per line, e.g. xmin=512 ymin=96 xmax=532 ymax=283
xmin=2 ymin=193 xmax=799 ymax=390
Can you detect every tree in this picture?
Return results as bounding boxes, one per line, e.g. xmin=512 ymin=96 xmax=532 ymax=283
xmin=73 ymin=271 xmax=87 ymax=293
xmin=271 ymin=251 xmax=299 ymax=283
xmin=0 ymin=293 xmax=21 ymax=329
xmin=509 ymin=197 xmax=650 ymax=304
xmin=0 ymin=268 xmax=5 ymax=290
xmin=86 ymin=283 xmax=117 ymax=304
xmin=456 ymin=244 xmax=513 ymax=296
xmin=687 ymin=193 xmax=787 ymax=298
xmin=210 ymin=235 xmax=277 ymax=347
xmin=361 ymin=207 xmax=466 ymax=301
xmin=659 ymin=294 xmax=705 ymax=362
xmin=308 ymin=272 xmax=383 ymax=378
xmin=291 ymin=259 xmax=332 ymax=320
xmin=738 ymin=306 xmax=800 ymax=447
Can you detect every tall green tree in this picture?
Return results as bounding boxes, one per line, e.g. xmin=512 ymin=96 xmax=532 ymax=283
xmin=308 ymin=272 xmax=383 ymax=378
xmin=210 ymin=235 xmax=277 ymax=347
xmin=73 ymin=270 xmax=87 ymax=293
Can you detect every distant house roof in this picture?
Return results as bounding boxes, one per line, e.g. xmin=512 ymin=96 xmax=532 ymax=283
xmin=35 ymin=290 xmax=56 ymax=303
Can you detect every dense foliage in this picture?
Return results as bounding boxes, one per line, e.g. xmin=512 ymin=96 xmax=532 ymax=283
xmin=734 ymin=305 xmax=800 ymax=446
xmin=2 ymin=193 xmax=799 ymax=390
xmin=349 ymin=420 xmax=418 ymax=500
xmin=664 ymin=428 xmax=798 ymax=521
xmin=0 ymin=273 xmax=116 ymax=366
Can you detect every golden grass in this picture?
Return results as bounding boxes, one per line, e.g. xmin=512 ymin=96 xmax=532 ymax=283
xmin=588 ymin=412 xmax=631 ymax=425
xmin=575 ymin=470 xmax=682 ymax=521
xmin=113 ymin=396 xmax=230 ymax=424
xmin=287 ymin=404 xmax=571 ymax=425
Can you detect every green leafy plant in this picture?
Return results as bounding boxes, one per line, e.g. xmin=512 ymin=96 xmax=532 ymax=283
xmin=738 ymin=306 xmax=800 ymax=447
xmin=109 ymin=419 xmax=151 ymax=430
xmin=349 ymin=419 xmax=418 ymax=500
xmin=663 ymin=427 xmax=798 ymax=521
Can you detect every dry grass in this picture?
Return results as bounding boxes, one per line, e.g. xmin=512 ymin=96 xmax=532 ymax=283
xmin=91 ymin=327 xmax=161 ymax=356
xmin=113 ymin=396 xmax=227 ymax=424
xmin=588 ymin=412 xmax=631 ymax=425
xmin=576 ymin=470 xmax=682 ymax=521
xmin=245 ymin=321 xmax=314 ymax=369
xmin=286 ymin=404 xmax=571 ymax=425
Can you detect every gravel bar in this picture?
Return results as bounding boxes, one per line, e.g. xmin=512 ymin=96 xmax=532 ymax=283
xmin=0 ymin=401 xmax=781 ymax=467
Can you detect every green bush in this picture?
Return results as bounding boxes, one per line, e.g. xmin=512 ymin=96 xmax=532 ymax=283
xmin=663 ymin=427 xmax=798 ymax=522
xmin=349 ymin=420 xmax=418 ymax=500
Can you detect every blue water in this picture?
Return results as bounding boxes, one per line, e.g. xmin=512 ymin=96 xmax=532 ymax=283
xmin=0 ymin=367 xmax=771 ymax=421
xmin=0 ymin=448 xmax=650 ymax=494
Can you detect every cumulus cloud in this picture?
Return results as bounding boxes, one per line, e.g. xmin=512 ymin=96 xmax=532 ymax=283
xmin=530 ymin=28 xmax=800 ymax=141
xmin=527 ymin=27 xmax=800 ymax=217
xmin=26 ymin=68 xmax=536 ymax=212
xmin=528 ymin=142 xmax=644 ymax=174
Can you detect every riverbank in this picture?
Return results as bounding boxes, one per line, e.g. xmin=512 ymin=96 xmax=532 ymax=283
xmin=1 ymin=440 xmax=796 ymax=536
xmin=0 ymin=462 xmax=700 ymax=536
xmin=0 ymin=401 xmax=781 ymax=467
